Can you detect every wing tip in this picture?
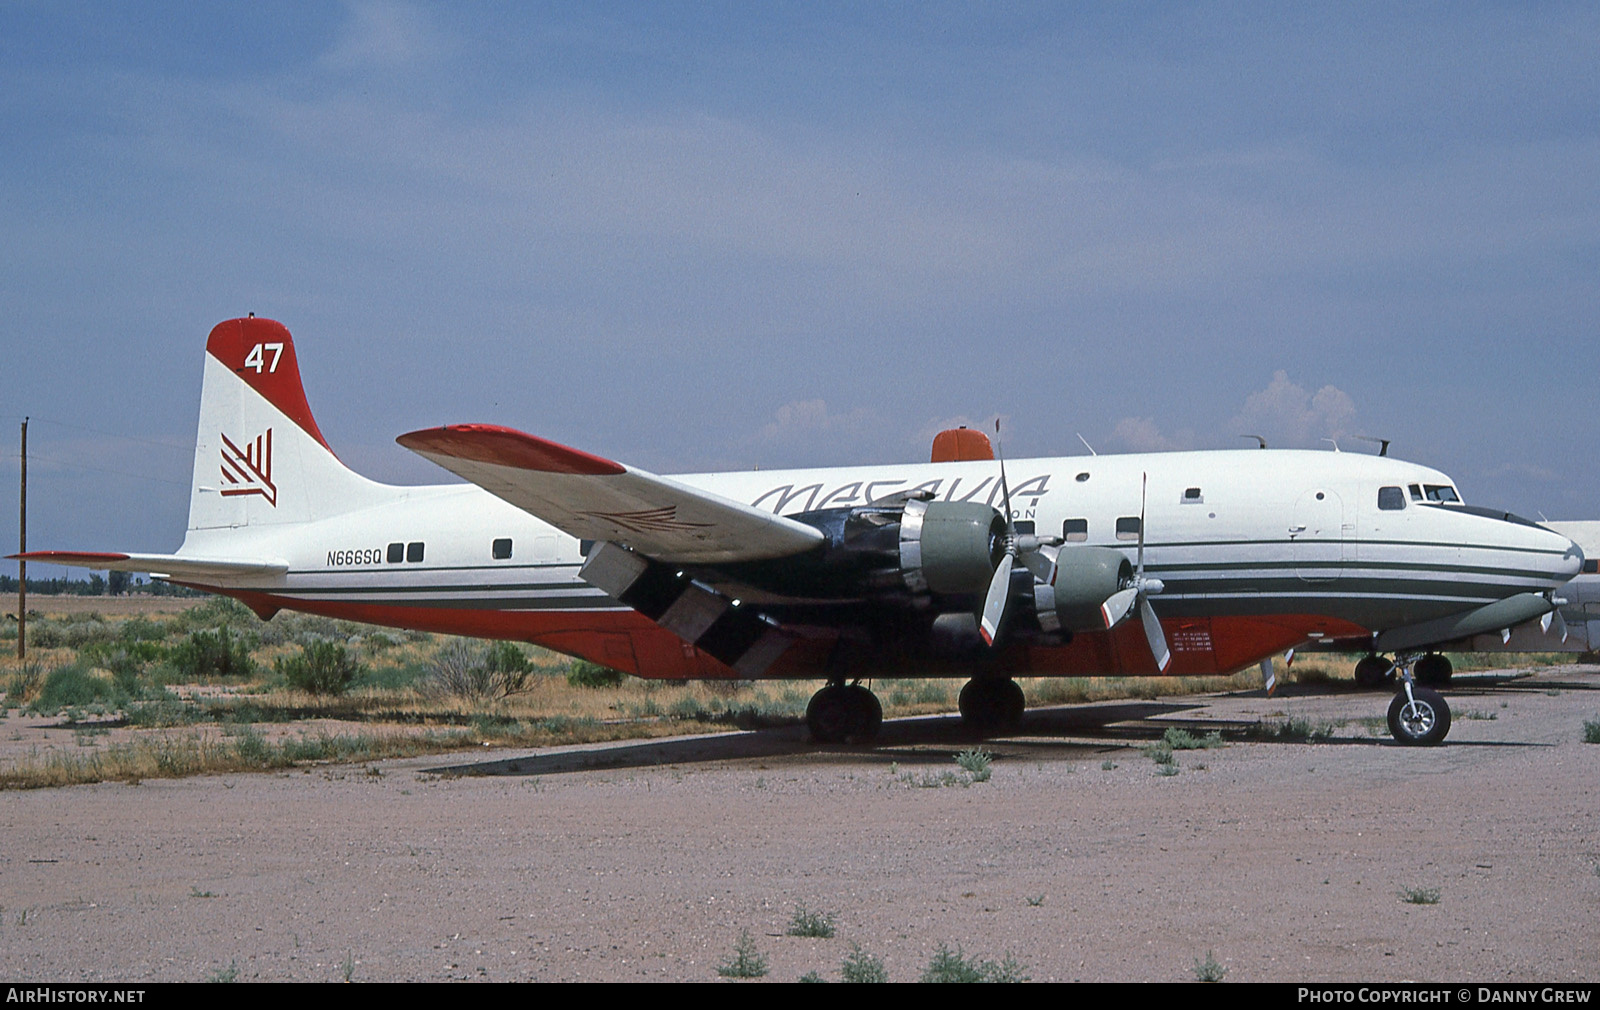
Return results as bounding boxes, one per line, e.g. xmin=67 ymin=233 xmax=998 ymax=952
xmin=397 ymin=424 xmax=625 ymax=476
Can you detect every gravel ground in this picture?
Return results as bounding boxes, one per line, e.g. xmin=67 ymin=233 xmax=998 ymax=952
xmin=3 ymin=667 xmax=1598 ymax=983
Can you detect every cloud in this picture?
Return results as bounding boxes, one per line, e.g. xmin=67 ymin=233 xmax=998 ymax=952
xmin=749 ymin=399 xmax=882 ymax=467
xmin=1108 ymin=416 xmax=1196 ymax=452
xmin=321 ymin=1 xmax=443 ymax=70
xmin=1228 ymin=371 xmax=1357 ymax=448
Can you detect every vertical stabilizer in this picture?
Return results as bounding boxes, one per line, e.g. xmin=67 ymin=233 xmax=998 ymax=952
xmin=189 ymin=318 xmax=396 ymax=530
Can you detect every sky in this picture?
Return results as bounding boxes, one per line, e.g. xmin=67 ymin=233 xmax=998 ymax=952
xmin=2 ymin=2 xmax=1597 ymax=575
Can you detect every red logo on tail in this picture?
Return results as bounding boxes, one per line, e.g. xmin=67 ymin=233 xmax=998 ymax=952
xmin=220 ymin=429 xmax=276 ymax=506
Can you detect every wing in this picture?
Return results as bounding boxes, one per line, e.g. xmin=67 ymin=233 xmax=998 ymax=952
xmin=9 ymin=551 xmax=288 ymax=580
xmin=396 ymin=424 xmax=824 ymax=564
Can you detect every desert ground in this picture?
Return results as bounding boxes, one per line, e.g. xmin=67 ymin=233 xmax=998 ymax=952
xmin=3 ymin=659 xmax=1597 ymax=983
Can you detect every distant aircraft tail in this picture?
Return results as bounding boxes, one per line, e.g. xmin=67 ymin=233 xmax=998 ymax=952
xmin=187 ymin=317 xmax=401 ymax=532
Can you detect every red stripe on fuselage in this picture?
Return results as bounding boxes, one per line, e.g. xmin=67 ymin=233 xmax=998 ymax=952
xmin=195 ymin=587 xmax=1368 ymax=682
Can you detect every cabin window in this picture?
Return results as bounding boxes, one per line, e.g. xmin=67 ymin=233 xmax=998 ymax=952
xmin=406 ymin=541 xmax=424 ymax=563
xmin=1116 ymin=516 xmax=1141 ymax=541
xmin=1014 ymin=520 xmax=1035 ymax=535
xmin=1062 ymin=518 xmax=1088 ymax=542
xmin=1424 ymin=484 xmax=1461 ymax=503
xmin=387 ymin=542 xmax=404 ymax=564
xmin=1584 ymin=559 xmax=1598 ymax=575
xmin=1181 ymin=487 xmax=1203 ymax=504
xmin=492 ymin=538 xmax=513 ymax=560
xmin=1378 ymin=486 xmax=1406 ymax=511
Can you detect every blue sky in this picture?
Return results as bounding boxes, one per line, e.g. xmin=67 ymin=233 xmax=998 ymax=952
xmin=3 ymin=2 xmax=1597 ymax=572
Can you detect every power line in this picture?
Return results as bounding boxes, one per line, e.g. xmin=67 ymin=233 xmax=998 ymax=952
xmin=0 ymin=452 xmax=189 ymax=488
xmin=0 ymin=414 xmax=190 ymax=453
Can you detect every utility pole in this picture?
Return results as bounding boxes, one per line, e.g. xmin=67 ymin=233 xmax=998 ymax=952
xmin=17 ymin=416 xmax=26 ymax=659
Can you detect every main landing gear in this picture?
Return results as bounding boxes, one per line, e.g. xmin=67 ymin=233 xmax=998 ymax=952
xmin=957 ymin=677 xmax=1026 ymax=736
xmin=806 ymin=676 xmax=1029 ymax=744
xmin=805 ymin=682 xmax=882 ymax=744
xmin=1363 ymin=652 xmax=1452 ymax=746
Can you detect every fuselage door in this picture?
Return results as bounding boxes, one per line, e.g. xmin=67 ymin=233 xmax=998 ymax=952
xmin=1291 ymin=488 xmax=1344 ymax=582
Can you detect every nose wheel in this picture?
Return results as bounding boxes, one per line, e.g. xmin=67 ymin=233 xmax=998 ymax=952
xmin=1386 ymin=655 xmax=1451 ymax=745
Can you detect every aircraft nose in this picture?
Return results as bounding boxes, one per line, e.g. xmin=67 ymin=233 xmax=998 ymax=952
xmin=1559 ymin=535 xmax=1585 ymax=581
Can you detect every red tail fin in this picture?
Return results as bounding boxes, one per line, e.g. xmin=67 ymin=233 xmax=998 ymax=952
xmin=205 ymin=318 xmax=332 ymax=453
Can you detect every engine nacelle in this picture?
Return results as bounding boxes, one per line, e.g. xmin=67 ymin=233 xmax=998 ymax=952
xmin=1035 ymin=546 xmax=1131 ymax=633
xmin=898 ymin=498 xmax=1006 ymax=598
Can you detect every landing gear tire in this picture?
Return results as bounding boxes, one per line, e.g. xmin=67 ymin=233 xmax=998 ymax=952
xmin=958 ymin=678 xmax=1026 ymax=736
xmin=1353 ymin=654 xmax=1395 ymax=689
xmin=1414 ymin=653 xmax=1453 ymax=687
xmin=806 ymin=684 xmax=883 ymax=744
xmin=1387 ymin=686 xmax=1451 ymax=746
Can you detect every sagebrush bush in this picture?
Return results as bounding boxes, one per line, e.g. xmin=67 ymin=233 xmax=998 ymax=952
xmin=169 ymin=626 xmax=256 ymax=679
xmin=276 ymin=640 xmax=364 ymax=696
xmin=29 ymin=663 xmax=123 ymax=714
xmin=566 ymin=659 xmax=625 ymax=688
xmin=425 ymin=639 xmax=537 ymax=700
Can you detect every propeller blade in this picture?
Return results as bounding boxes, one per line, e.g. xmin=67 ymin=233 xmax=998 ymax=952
xmin=1100 ymin=587 xmax=1139 ymax=629
xmin=979 ymin=552 xmax=1014 ymax=646
xmin=1136 ymin=472 xmax=1147 ymax=574
xmin=1261 ymin=656 xmax=1277 ymax=695
xmin=1139 ymin=594 xmax=1171 ymax=672
xmin=1543 ymin=607 xmax=1569 ymax=642
xmin=994 ymin=419 xmax=1015 ymax=536
xmin=1284 ymin=647 xmax=1295 ymax=668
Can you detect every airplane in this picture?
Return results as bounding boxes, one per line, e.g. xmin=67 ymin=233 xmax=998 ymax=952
xmin=1354 ymin=520 xmax=1599 ymax=682
xmin=11 ymin=317 xmax=1585 ymax=747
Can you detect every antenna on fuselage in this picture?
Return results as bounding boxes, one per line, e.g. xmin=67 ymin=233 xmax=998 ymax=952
xmin=1077 ymin=433 xmax=1097 ymax=456
xmin=1240 ymin=435 xmax=1267 ymax=449
xmin=1354 ymin=435 xmax=1392 ymax=457
xmin=1322 ymin=438 xmax=1341 ymax=452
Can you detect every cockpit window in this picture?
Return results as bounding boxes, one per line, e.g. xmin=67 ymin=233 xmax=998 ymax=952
xmin=1408 ymin=484 xmax=1424 ymax=502
xmin=1377 ymin=486 xmax=1406 ymax=511
xmin=1424 ymin=484 xmax=1461 ymax=504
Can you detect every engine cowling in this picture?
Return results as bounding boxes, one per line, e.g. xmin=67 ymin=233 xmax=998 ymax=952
xmin=1034 ymin=546 xmax=1131 ymax=634
xmin=898 ymin=498 xmax=1007 ymax=598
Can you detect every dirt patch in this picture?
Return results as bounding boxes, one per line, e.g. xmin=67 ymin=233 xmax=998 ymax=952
xmin=2 ymin=667 xmax=1598 ymax=982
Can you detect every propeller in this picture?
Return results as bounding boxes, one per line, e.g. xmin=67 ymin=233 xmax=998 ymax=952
xmin=978 ymin=421 xmax=1019 ymax=646
xmin=1096 ymin=473 xmax=1171 ymax=672
xmin=978 ymin=421 xmax=1061 ymax=645
xmin=1541 ymin=595 xmax=1569 ymax=642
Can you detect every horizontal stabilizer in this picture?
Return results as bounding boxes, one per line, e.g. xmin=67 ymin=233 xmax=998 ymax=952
xmin=10 ymin=551 xmax=288 ymax=580
xmin=398 ymin=424 xmax=825 ymax=564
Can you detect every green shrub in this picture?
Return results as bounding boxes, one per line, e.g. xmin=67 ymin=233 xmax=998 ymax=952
xmin=840 ymin=944 xmax=888 ymax=983
xmin=29 ymin=664 xmax=122 ymax=714
xmin=955 ymin=747 xmax=993 ymax=782
xmin=567 ymin=659 xmax=625 ymax=688
xmin=169 ymin=626 xmax=256 ymax=679
xmin=1192 ymin=950 xmax=1228 ymax=982
xmin=276 ymin=641 xmax=364 ymax=696
xmin=786 ymin=903 xmax=836 ymax=938
xmin=717 ymin=930 xmax=768 ymax=978
xmin=1583 ymin=719 xmax=1600 ymax=744
xmin=176 ymin=597 xmax=257 ymax=631
xmin=424 ymin=639 xmax=538 ymax=700
xmin=119 ymin=617 xmax=171 ymax=642
xmin=920 ymin=944 xmax=1028 ymax=983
